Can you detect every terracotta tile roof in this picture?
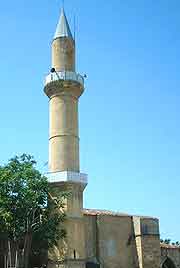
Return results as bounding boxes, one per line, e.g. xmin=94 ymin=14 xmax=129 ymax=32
xmin=83 ymin=208 xmax=158 ymax=219
xmin=161 ymin=243 xmax=180 ymax=249
xmin=83 ymin=208 xmax=130 ymax=217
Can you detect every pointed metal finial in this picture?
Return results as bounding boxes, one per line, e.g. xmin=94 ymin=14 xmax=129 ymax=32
xmin=54 ymin=7 xmax=73 ymax=40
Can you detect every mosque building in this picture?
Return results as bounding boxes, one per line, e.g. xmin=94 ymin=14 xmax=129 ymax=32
xmin=43 ymin=7 xmax=180 ymax=268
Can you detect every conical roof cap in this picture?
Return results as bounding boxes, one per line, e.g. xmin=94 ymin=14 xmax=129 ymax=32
xmin=54 ymin=8 xmax=73 ymax=40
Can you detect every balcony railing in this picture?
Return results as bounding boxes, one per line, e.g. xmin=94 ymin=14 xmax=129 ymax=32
xmin=45 ymin=71 xmax=84 ymax=87
xmin=45 ymin=171 xmax=88 ymax=184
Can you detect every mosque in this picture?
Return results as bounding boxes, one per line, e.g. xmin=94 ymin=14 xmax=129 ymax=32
xmin=1 ymin=6 xmax=179 ymax=268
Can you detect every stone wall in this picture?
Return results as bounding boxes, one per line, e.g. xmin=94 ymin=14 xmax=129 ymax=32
xmin=84 ymin=210 xmax=161 ymax=268
xmin=84 ymin=211 xmax=138 ymax=268
xmin=133 ymin=216 xmax=161 ymax=268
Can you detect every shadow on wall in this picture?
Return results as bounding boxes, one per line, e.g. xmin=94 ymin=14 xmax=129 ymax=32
xmin=162 ymin=257 xmax=177 ymax=268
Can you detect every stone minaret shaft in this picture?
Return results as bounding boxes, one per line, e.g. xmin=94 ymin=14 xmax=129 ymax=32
xmin=44 ymin=9 xmax=87 ymax=268
xmin=49 ymin=87 xmax=79 ymax=172
xmin=45 ymin=9 xmax=83 ymax=173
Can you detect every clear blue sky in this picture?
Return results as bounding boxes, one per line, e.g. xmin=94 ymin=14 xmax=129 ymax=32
xmin=0 ymin=0 xmax=180 ymax=241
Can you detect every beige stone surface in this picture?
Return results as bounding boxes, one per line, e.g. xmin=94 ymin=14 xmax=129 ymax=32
xmin=45 ymin=80 xmax=84 ymax=173
xmin=84 ymin=213 xmax=138 ymax=268
xmin=52 ymin=37 xmax=75 ymax=72
xmin=66 ymin=217 xmax=86 ymax=259
xmin=133 ymin=216 xmax=161 ymax=268
xmin=48 ymin=93 xmax=79 ymax=172
xmin=82 ymin=211 xmax=170 ymax=268
xmin=84 ymin=215 xmax=97 ymax=262
xmin=97 ymin=215 xmax=135 ymax=268
xmin=48 ymin=182 xmax=86 ymax=267
xmin=45 ymin=23 xmax=86 ymax=267
xmin=45 ymin=81 xmax=84 ymax=173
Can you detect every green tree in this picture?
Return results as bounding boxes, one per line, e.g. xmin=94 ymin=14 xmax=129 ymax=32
xmin=161 ymin=239 xmax=180 ymax=247
xmin=0 ymin=154 xmax=67 ymax=268
xmin=164 ymin=239 xmax=171 ymax=245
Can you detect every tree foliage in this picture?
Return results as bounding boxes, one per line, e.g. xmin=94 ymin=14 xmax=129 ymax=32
xmin=0 ymin=154 xmax=67 ymax=268
xmin=160 ymin=239 xmax=180 ymax=247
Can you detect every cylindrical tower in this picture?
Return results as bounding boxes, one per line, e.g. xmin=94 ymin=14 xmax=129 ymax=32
xmin=44 ymin=8 xmax=87 ymax=268
xmin=44 ymin=8 xmax=84 ymax=174
xmin=52 ymin=37 xmax=75 ymax=72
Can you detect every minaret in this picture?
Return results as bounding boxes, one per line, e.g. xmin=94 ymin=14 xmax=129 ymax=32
xmin=44 ymin=8 xmax=87 ymax=268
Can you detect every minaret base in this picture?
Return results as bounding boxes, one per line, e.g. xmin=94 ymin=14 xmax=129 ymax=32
xmin=47 ymin=177 xmax=87 ymax=268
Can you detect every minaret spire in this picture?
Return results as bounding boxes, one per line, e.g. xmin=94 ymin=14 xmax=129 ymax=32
xmin=52 ymin=7 xmax=75 ymax=72
xmin=54 ymin=7 xmax=73 ymax=40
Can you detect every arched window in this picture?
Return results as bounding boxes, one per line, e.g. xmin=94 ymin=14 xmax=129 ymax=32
xmin=162 ymin=257 xmax=176 ymax=268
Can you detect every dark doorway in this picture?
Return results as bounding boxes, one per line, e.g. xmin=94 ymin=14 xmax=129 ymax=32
xmin=86 ymin=262 xmax=100 ymax=268
xmin=162 ymin=257 xmax=176 ymax=268
xmin=0 ymin=254 xmax=4 ymax=267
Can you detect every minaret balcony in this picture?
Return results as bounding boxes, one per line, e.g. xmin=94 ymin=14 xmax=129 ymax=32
xmin=45 ymin=171 xmax=88 ymax=185
xmin=45 ymin=71 xmax=84 ymax=87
